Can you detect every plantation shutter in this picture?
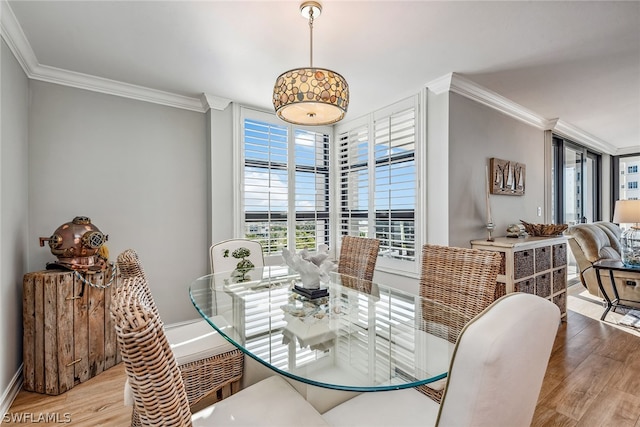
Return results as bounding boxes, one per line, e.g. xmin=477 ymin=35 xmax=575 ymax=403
xmin=373 ymin=104 xmax=416 ymax=262
xmin=338 ymin=123 xmax=370 ymax=237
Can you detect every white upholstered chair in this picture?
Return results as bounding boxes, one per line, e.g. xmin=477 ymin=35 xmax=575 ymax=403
xmin=209 ymin=238 xmax=265 ymax=274
xmin=112 ymin=277 xmax=328 ymax=427
xmin=322 ymin=293 xmax=560 ymax=427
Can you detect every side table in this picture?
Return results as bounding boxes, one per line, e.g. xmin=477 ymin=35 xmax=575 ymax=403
xmin=22 ymin=269 xmax=121 ymax=395
xmin=593 ymin=260 xmax=640 ymax=321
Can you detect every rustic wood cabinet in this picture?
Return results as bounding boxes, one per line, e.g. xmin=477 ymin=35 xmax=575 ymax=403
xmin=471 ymin=236 xmax=568 ymax=319
xmin=22 ymin=269 xmax=121 ymax=395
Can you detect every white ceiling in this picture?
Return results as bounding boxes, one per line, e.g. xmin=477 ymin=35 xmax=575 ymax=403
xmin=4 ymin=0 xmax=640 ymax=154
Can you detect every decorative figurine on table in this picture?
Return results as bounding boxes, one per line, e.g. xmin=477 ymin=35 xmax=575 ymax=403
xmin=506 ymin=224 xmax=525 ymax=238
xmin=223 ymin=247 xmax=255 ymax=282
xmin=282 ymin=244 xmax=336 ymax=298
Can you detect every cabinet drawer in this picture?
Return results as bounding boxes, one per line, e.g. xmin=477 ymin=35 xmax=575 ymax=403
xmin=514 ymin=250 xmax=534 ymax=279
xmin=553 ymin=292 xmax=567 ymax=315
xmin=553 ymin=243 xmax=567 ymax=268
xmin=553 ymin=268 xmax=566 ymax=293
xmin=535 ymin=246 xmax=551 ymax=272
xmin=515 ymin=278 xmax=535 ymax=294
xmin=535 ymin=273 xmax=551 ymax=298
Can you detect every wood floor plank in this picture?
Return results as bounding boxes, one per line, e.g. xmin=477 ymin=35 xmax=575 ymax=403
xmin=542 ymin=353 xmax=623 ymax=420
xmin=576 ymin=387 xmax=640 ymax=427
xmin=609 ymin=351 xmax=640 ymax=398
xmin=3 ymin=364 xmax=130 ymax=426
xmin=530 ymin=404 xmax=578 ymax=427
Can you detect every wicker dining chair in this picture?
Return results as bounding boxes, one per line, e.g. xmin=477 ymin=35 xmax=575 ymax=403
xmin=111 ymin=279 xmax=328 ymax=427
xmin=416 ymin=244 xmax=502 ymax=403
xmin=116 ymin=249 xmax=244 ymax=427
xmin=337 ymin=236 xmax=380 ymax=281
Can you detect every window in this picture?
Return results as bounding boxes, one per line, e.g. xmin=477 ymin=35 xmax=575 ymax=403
xmin=613 ymin=154 xmax=640 ymax=207
xmin=336 ymin=96 xmax=419 ymax=272
xmin=551 ymin=137 xmax=600 ymax=224
xmin=240 ymin=107 xmax=331 ymax=261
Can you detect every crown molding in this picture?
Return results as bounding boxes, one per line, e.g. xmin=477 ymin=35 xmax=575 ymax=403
xmin=31 ymin=64 xmax=207 ymax=112
xmin=1 ymin=0 xmax=208 ymax=113
xmin=425 ymin=73 xmax=453 ymax=95
xmin=200 ymin=93 xmax=232 ymax=111
xmin=448 ymin=73 xmax=550 ymax=130
xmin=548 ymin=119 xmax=618 ymax=155
xmin=426 ymin=73 xmax=547 ymax=128
xmin=425 ymin=72 xmax=623 ymax=155
xmin=1 ymin=0 xmax=38 ymax=75
xmin=615 ymin=146 xmax=640 ymax=156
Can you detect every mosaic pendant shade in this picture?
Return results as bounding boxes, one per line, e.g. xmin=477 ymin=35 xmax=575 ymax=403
xmin=272 ymin=1 xmax=349 ymax=126
xmin=273 ymin=67 xmax=349 ymax=126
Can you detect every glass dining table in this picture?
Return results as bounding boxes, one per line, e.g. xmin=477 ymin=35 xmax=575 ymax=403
xmin=189 ymin=266 xmax=470 ymax=392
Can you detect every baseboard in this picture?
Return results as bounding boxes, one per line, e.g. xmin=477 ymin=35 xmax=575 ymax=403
xmin=0 ymin=364 xmax=23 ymax=421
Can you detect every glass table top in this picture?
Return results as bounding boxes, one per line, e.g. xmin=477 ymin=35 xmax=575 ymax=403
xmin=189 ymin=266 xmax=471 ymax=392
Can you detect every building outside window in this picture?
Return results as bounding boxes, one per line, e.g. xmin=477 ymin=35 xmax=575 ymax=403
xmin=619 ymin=155 xmax=640 ymax=200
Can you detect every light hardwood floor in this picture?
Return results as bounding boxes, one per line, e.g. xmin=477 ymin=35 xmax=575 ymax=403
xmin=4 ymin=285 xmax=640 ymax=426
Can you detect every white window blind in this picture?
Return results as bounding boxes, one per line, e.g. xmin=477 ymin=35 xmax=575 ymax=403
xmin=336 ymin=97 xmax=418 ymax=267
xmin=338 ymin=124 xmax=370 ymax=237
xmin=244 ymin=117 xmax=288 ymax=255
xmin=374 ymin=106 xmax=416 ymax=262
xmin=241 ymin=107 xmax=331 ymax=257
xmin=294 ymin=129 xmax=330 ymax=250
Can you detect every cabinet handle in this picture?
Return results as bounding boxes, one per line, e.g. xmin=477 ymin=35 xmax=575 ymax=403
xmin=66 ymin=358 xmax=82 ymax=367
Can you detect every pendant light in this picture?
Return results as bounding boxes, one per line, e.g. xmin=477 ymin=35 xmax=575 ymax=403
xmin=272 ymin=1 xmax=349 ymax=126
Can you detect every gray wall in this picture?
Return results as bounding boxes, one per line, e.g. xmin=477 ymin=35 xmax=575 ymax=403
xmin=448 ymin=92 xmax=545 ymax=248
xmin=1 ymin=40 xmax=29 ymax=408
xmin=27 ymin=81 xmax=209 ymax=324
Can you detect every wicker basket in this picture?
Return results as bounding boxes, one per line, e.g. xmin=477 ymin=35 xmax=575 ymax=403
xmin=520 ymin=220 xmax=568 ymax=237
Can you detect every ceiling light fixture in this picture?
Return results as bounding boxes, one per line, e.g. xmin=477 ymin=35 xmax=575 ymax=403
xmin=272 ymin=1 xmax=349 ymax=126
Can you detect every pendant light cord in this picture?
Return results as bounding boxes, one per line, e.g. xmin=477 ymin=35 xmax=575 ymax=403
xmin=308 ymin=8 xmax=314 ymax=67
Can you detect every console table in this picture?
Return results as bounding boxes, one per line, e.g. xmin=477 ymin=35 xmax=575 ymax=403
xmin=471 ymin=236 xmax=568 ymax=319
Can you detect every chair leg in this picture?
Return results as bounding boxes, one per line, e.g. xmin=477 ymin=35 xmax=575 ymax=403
xmin=415 ymin=384 xmax=444 ymax=404
xmin=131 ymin=408 xmax=141 ymax=427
